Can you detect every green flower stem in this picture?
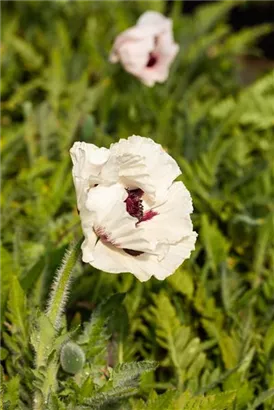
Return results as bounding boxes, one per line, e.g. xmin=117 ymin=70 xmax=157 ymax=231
xmin=47 ymin=239 xmax=82 ymax=330
xmin=33 ymin=239 xmax=82 ymax=410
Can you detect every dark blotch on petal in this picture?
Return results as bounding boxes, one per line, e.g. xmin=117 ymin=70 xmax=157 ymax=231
xmin=123 ymin=248 xmax=144 ymax=257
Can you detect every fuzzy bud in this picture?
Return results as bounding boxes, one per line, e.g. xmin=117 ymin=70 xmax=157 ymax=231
xmin=60 ymin=342 xmax=85 ymax=374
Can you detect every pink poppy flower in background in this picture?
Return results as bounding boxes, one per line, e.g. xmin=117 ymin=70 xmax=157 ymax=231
xmin=70 ymin=136 xmax=197 ymax=282
xmin=109 ymin=11 xmax=179 ymax=87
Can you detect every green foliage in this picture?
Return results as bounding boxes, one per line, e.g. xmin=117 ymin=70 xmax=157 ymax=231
xmin=78 ymin=294 xmax=125 ymax=365
xmin=144 ymin=291 xmax=207 ymax=390
xmin=1 ymin=1 xmax=274 ymax=409
xmin=80 ymin=386 xmax=138 ymax=409
xmin=18 ymin=245 xmax=154 ymax=409
xmin=200 ymin=214 xmax=229 ymax=273
xmin=175 ymin=390 xmax=236 ymax=410
xmin=0 ymin=248 xmax=20 ymax=327
xmin=131 ymin=389 xmax=236 ymax=410
xmin=131 ymin=390 xmax=175 ymax=410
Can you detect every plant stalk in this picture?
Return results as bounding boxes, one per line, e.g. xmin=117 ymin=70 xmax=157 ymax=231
xmin=33 ymin=239 xmax=82 ymax=410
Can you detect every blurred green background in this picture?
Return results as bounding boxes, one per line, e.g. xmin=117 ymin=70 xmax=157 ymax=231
xmin=1 ymin=1 xmax=274 ymax=409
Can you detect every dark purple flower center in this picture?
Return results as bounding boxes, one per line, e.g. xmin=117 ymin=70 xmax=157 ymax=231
xmin=124 ymin=189 xmax=158 ymax=223
xmin=125 ymin=189 xmax=144 ymax=220
xmin=146 ymin=52 xmax=158 ymax=68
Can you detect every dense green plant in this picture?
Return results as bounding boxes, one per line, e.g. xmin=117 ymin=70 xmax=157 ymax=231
xmin=1 ymin=1 xmax=274 ymax=409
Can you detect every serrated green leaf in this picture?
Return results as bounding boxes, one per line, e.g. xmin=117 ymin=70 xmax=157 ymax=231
xmin=82 ymin=386 xmax=138 ymax=409
xmin=2 ymin=375 xmax=20 ymax=409
xmin=113 ymin=361 xmax=158 ymax=388
xmin=132 ymin=390 xmax=175 ymax=410
xmin=175 ymin=390 xmax=236 ymax=410
xmin=6 ymin=276 xmax=28 ymax=344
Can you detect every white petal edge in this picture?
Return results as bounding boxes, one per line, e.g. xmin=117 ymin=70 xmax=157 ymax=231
xmin=70 ymin=142 xmax=110 ymax=209
xmin=141 ymin=181 xmax=194 ymax=244
xmin=89 ymin=232 xmax=197 ymax=282
xmin=70 ymin=141 xmax=109 ymax=179
xmin=90 ymin=241 xmax=153 ymax=282
xmin=81 ymin=230 xmax=97 ymax=264
xmin=134 ymin=232 xmax=198 ymax=281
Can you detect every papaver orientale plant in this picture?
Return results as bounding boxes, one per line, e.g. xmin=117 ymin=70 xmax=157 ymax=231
xmin=109 ymin=11 xmax=179 ymax=87
xmin=70 ymin=136 xmax=197 ymax=281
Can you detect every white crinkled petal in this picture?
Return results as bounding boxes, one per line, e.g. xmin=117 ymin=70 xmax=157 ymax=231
xmin=90 ymin=241 xmax=154 ymax=282
xmin=101 ymin=153 xmax=153 ymax=194
xmin=85 ymin=184 xmax=157 ymax=253
xmin=70 ymin=141 xmax=109 ymax=179
xmin=71 ymin=177 xmax=89 ymax=212
xmin=70 ymin=142 xmax=109 ymax=209
xmin=133 ymin=232 xmax=198 ymax=281
xmin=141 ymin=181 xmax=194 ymax=244
xmin=81 ymin=229 xmax=97 ymax=264
xmin=105 ymin=135 xmax=181 ymax=202
xmin=90 ymin=232 xmax=197 ymax=282
xmin=78 ymin=207 xmax=97 ymax=264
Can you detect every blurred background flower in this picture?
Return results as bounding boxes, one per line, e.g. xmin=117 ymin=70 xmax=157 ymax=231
xmin=110 ymin=11 xmax=179 ymax=86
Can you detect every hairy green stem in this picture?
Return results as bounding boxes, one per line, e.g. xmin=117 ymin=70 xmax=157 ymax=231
xmin=33 ymin=239 xmax=82 ymax=410
xmin=46 ymin=240 xmax=82 ymax=329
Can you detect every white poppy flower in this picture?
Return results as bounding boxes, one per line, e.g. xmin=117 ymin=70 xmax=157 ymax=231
xmin=70 ymin=136 xmax=197 ymax=282
xmin=109 ymin=11 xmax=179 ymax=87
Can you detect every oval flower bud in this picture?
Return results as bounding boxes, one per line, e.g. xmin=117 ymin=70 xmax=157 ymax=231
xmin=109 ymin=11 xmax=179 ymax=87
xmin=70 ymin=136 xmax=197 ymax=282
xmin=60 ymin=342 xmax=85 ymax=375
